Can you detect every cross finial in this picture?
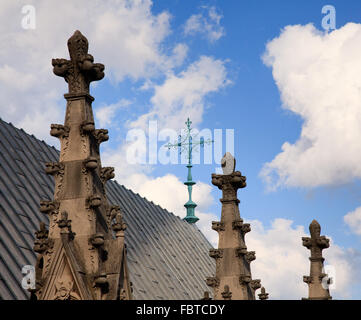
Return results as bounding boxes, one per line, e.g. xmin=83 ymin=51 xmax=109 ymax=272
xmin=302 ymin=219 xmax=332 ymax=300
xmin=302 ymin=219 xmax=329 ymax=257
xmin=164 ymin=118 xmax=214 ymax=224
xmin=52 ymin=30 xmax=104 ymax=94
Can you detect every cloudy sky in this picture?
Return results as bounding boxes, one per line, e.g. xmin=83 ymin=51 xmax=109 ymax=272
xmin=2 ymin=0 xmax=361 ymax=299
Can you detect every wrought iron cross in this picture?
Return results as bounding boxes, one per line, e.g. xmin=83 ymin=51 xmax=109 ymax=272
xmin=164 ymin=118 xmax=214 ymax=223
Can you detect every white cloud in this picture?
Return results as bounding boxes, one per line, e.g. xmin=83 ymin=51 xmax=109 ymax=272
xmin=247 ymin=218 xmax=358 ymax=299
xmin=129 ymin=55 xmax=231 ymax=131
xmin=0 ymin=0 xmax=185 ymax=142
xmin=344 ymin=206 xmax=361 ymax=235
xmin=184 ymin=6 xmax=225 ymax=43
xmin=95 ymin=99 xmax=132 ymax=128
xmin=92 ymin=1 xmax=185 ymax=82
xmin=260 ymin=23 xmax=361 ymax=190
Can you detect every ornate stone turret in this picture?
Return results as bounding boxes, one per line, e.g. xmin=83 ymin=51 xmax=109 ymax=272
xmin=206 ymin=152 xmax=265 ymax=300
xmin=302 ymin=220 xmax=332 ymax=300
xmin=30 ymin=31 xmax=132 ymax=300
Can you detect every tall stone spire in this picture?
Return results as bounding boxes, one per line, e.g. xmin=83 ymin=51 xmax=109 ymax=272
xmin=206 ymin=152 xmax=266 ymax=300
xmin=302 ymin=220 xmax=332 ymax=300
xmin=30 ymin=31 xmax=132 ymax=300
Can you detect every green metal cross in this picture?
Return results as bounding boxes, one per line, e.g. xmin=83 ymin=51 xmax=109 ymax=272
xmin=164 ymin=118 xmax=214 ymax=224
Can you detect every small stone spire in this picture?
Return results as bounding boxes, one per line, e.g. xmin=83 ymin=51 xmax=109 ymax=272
xmin=302 ymin=220 xmax=332 ymax=300
xmin=206 ymin=152 xmax=263 ymax=300
xmin=31 ymin=31 xmax=132 ymax=300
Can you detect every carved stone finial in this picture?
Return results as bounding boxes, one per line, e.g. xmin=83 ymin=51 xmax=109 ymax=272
xmin=112 ymin=210 xmax=127 ymax=234
xmin=310 ymin=219 xmax=321 ymax=238
xmin=258 ymin=287 xmax=269 ymax=300
xmin=57 ymin=211 xmax=75 ymax=239
xmin=52 ymin=30 xmax=104 ymax=94
xmin=302 ymin=219 xmax=332 ymax=300
xmin=67 ymin=30 xmax=89 ymax=61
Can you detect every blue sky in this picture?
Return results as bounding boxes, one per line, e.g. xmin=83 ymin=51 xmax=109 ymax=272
xmin=2 ymin=0 xmax=361 ymax=299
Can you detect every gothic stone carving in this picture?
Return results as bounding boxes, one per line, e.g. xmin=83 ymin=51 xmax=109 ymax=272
xmin=100 ymin=167 xmax=115 ymax=183
xmin=39 ymin=200 xmax=59 ymax=214
xmin=93 ymin=129 xmax=109 ymax=144
xmin=211 ymin=221 xmax=225 ymax=232
xmin=206 ymin=277 xmax=219 ymax=288
xmin=33 ymin=222 xmax=53 ymax=254
xmin=52 ymin=30 xmax=104 ymax=94
xmin=258 ymin=287 xmax=269 ymax=300
xmin=54 ymin=279 xmax=81 ymax=300
xmin=45 ymin=162 xmax=64 ymax=175
xmin=209 ymin=249 xmax=223 ymax=259
xmin=50 ymin=124 xmax=70 ymax=138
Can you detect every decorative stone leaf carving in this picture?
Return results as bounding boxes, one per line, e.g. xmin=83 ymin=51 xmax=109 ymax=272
xmin=209 ymin=249 xmax=223 ymax=259
xmin=211 ymin=221 xmax=225 ymax=232
xmin=50 ymin=124 xmax=70 ymax=138
xmin=206 ymin=277 xmax=219 ymax=288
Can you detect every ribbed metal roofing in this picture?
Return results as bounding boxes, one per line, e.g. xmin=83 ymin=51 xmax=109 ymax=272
xmin=0 ymin=118 xmax=215 ymax=300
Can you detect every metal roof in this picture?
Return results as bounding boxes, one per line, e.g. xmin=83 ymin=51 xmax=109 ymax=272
xmin=0 ymin=118 xmax=215 ymax=300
